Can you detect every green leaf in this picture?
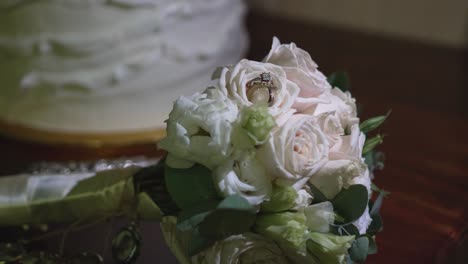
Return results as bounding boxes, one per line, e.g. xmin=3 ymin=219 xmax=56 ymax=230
xmin=370 ymin=191 xmax=385 ymax=216
xmin=135 ymin=163 xmax=180 ymax=216
xmin=349 ymin=236 xmax=369 ymax=263
xmin=364 ymin=151 xmax=385 ymax=173
xmin=165 ymin=164 xmax=219 ymax=210
xmin=327 ymin=71 xmax=351 ymax=91
xmin=367 ymin=236 xmax=378 ymax=254
xmin=367 ymin=213 xmax=383 ymax=234
xmin=188 ymin=228 xmax=217 ymax=256
xmin=217 ymin=194 xmax=256 ymax=211
xmin=198 ymin=195 xmax=256 ymax=239
xmin=331 ymin=185 xmax=368 ymax=223
xmin=359 ymin=110 xmax=391 ymax=133
xmin=362 ymin=135 xmax=384 ymax=155
xmin=308 ymin=184 xmax=329 ymax=204
xmin=177 ymin=200 xmax=219 ymax=231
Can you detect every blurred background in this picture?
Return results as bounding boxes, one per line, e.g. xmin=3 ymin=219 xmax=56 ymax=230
xmin=249 ymin=0 xmax=467 ymax=48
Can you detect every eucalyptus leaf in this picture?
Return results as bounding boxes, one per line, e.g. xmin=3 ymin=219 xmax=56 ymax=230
xmin=359 ymin=110 xmax=391 ymax=133
xmin=165 ymin=164 xmax=219 ymax=210
xmin=216 ymin=194 xmax=256 ymax=212
xmin=367 ymin=236 xmax=378 ymax=254
xmin=364 ymin=151 xmax=385 ymax=173
xmin=134 ymin=163 xmax=179 ymax=216
xmin=177 ymin=200 xmax=219 ymax=231
xmin=367 ymin=213 xmax=383 ymax=234
xmin=349 ymin=236 xmax=369 ymax=263
xmin=308 ymin=184 xmax=329 ymax=204
xmin=188 ymin=228 xmax=217 ymax=256
xmin=362 ymin=135 xmax=384 ymax=155
xmin=327 ymin=71 xmax=351 ymax=91
xmin=331 ymin=185 xmax=368 ymax=223
xmin=346 ymin=255 xmax=356 ymax=264
xmin=370 ymin=191 xmax=385 ymax=216
xmin=198 ymin=195 xmax=256 ymax=239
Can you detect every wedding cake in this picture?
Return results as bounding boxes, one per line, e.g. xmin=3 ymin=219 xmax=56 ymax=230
xmin=0 ymin=0 xmax=247 ymax=143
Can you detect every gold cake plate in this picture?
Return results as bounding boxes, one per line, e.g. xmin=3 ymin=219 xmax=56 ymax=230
xmin=0 ymin=119 xmax=166 ymax=147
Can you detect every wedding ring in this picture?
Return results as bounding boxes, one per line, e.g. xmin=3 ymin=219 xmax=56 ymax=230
xmin=246 ymin=72 xmax=277 ymax=106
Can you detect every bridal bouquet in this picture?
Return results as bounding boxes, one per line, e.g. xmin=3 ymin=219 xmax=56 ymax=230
xmin=0 ymin=37 xmax=388 ymax=264
xmin=157 ymin=37 xmax=389 ymax=264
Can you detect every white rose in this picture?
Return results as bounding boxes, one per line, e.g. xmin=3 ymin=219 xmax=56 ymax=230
xmin=293 ymin=189 xmax=313 ymax=210
xmin=316 ymin=112 xmax=345 ymax=150
xmin=214 ymin=150 xmax=272 ymax=206
xmin=158 ymin=87 xmax=238 ymax=169
xmin=258 ymin=114 xmax=329 ymax=190
xmin=264 ymin=37 xmax=331 ymax=112
xmin=214 ymin=59 xmax=299 ymax=126
xmin=192 ymin=233 xmax=288 ymax=264
xmin=329 ymin=124 xmax=366 ymax=162
xmin=309 ymin=87 xmax=359 ymax=130
xmin=309 ymin=160 xmax=371 ymax=200
xmin=309 ymin=160 xmax=372 ymax=234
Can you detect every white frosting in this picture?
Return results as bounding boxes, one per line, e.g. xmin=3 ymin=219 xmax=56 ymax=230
xmin=0 ymin=0 xmax=248 ymax=132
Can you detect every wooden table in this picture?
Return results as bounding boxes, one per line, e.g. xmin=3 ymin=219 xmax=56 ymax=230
xmin=1 ymin=12 xmax=467 ymax=264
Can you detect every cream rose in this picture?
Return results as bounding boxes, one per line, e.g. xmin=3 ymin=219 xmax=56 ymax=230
xmin=309 ymin=160 xmax=372 ymax=234
xmin=258 ymin=114 xmax=329 ymax=190
xmin=310 ymin=87 xmax=359 ymax=130
xmin=214 ymin=59 xmax=299 ymax=126
xmin=214 ymin=150 xmax=272 ymax=206
xmin=264 ymin=37 xmax=331 ymax=112
xmin=158 ymin=87 xmax=238 ymax=169
xmin=329 ymin=124 xmax=366 ymax=162
xmin=192 ymin=233 xmax=288 ymax=264
xmin=309 ymin=160 xmax=371 ymax=200
xmin=316 ymin=112 xmax=345 ymax=150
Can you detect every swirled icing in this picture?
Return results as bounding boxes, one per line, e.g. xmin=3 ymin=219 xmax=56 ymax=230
xmin=0 ymin=0 xmax=247 ymax=133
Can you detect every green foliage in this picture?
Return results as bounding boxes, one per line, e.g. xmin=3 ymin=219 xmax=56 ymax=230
xmin=261 ymin=185 xmax=298 ymax=212
xmin=327 ymin=71 xmax=351 ymax=91
xmin=367 ymin=236 xmax=378 ymax=255
xmin=165 ymin=164 xmax=219 ymax=210
xmin=359 ymin=110 xmax=391 ymax=133
xmin=177 ymin=200 xmax=219 ymax=231
xmin=188 ymin=228 xmax=217 ymax=257
xmin=364 ymin=151 xmax=385 ymax=174
xmin=367 ymin=213 xmax=383 ymax=235
xmin=370 ymin=191 xmax=386 ymax=217
xmin=177 ymin=195 xmax=256 ymax=256
xmin=308 ymin=184 xmax=329 ymax=204
xmin=134 ymin=163 xmax=179 ymax=216
xmin=362 ymin=135 xmax=384 ymax=155
xmin=331 ymin=185 xmax=368 ymax=223
xmin=198 ymin=195 xmax=256 ymax=238
xmin=349 ymin=236 xmax=369 ymax=263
